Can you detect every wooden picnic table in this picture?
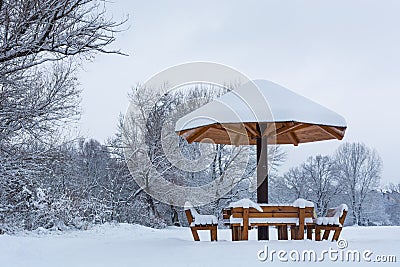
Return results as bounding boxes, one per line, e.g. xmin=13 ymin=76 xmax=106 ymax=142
xmin=223 ymin=204 xmax=315 ymax=241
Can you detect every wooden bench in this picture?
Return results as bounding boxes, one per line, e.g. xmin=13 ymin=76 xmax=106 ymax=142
xmin=314 ymin=204 xmax=348 ymax=241
xmin=184 ymin=202 xmax=218 ymax=241
xmin=223 ymin=204 xmax=314 ymax=241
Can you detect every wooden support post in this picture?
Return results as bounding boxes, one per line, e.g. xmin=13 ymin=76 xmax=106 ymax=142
xmin=290 ymin=225 xmax=297 ymax=240
xmin=332 ymin=228 xmax=342 ymax=241
xmin=277 ymin=226 xmax=288 ymax=240
xmin=232 ymin=226 xmax=241 ymax=241
xmin=211 ymin=227 xmax=218 ymax=241
xmin=322 ymin=229 xmax=331 ymax=240
xmin=241 ymin=208 xmax=249 ymax=240
xmin=306 ymin=225 xmax=314 ymax=240
xmin=256 ymin=123 xmax=269 ymax=240
xmin=191 ymin=228 xmax=200 ymax=241
xmin=315 ymin=228 xmax=321 ymax=241
xmin=297 ymin=208 xmax=305 ymax=240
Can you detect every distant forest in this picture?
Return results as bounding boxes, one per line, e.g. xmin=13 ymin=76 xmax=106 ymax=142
xmin=1 ymin=0 xmax=399 ymax=234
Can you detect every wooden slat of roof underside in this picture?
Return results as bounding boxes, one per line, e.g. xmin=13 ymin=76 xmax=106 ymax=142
xmin=178 ymin=121 xmax=346 ymax=146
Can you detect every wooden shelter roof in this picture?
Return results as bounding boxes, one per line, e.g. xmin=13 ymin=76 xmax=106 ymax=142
xmin=175 ymin=80 xmax=346 ymax=146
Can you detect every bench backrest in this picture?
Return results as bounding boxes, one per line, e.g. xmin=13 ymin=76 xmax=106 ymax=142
xmin=325 ymin=208 xmax=347 ymax=225
xmin=184 ymin=202 xmax=199 ymax=225
xmin=326 ymin=206 xmax=348 ymax=226
xmin=185 ymin=209 xmax=194 ymax=225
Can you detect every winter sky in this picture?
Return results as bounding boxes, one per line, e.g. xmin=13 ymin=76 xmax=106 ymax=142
xmin=78 ymin=0 xmax=400 ymax=185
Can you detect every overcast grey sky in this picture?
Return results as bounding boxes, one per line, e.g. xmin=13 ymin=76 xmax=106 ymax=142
xmin=78 ymin=0 xmax=400 ymax=185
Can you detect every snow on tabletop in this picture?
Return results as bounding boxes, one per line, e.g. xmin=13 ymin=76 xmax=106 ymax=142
xmin=259 ymin=203 xmax=292 ymax=206
xmin=228 ymin=198 xmax=263 ymax=212
xmin=292 ymin=198 xmax=315 ymax=208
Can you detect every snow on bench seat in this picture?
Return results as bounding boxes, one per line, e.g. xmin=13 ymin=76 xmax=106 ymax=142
xmin=184 ymin=201 xmax=217 ymax=226
xmin=191 ymin=214 xmax=218 ymax=226
xmin=184 ymin=201 xmax=218 ymax=241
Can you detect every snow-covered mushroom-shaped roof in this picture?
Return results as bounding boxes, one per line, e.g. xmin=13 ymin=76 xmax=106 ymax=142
xmin=175 ymin=79 xmax=347 ymax=146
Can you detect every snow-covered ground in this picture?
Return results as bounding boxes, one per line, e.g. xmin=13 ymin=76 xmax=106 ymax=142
xmin=0 ymin=224 xmax=398 ymax=267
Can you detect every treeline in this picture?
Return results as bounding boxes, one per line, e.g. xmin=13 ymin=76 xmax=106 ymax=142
xmin=1 ymin=0 xmax=399 ymax=234
xmin=269 ymin=144 xmax=400 ymax=226
xmin=0 ymin=0 xmax=125 ymax=232
xmin=1 ymin=81 xmax=399 ymax=233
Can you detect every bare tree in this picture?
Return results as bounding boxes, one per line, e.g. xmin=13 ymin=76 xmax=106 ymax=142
xmin=0 ymin=0 xmax=125 ymax=77
xmin=1 ymin=0 xmax=125 ymax=143
xmin=0 ymin=63 xmax=80 ymax=148
xmin=334 ymin=142 xmax=382 ymax=225
xmin=283 ymin=166 xmax=309 ymax=199
xmin=301 ymin=155 xmax=342 ymax=216
xmin=0 ymin=0 xmax=126 ymax=232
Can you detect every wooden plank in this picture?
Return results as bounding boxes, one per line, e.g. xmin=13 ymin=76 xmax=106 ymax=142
xmin=245 ymin=123 xmax=259 ymax=138
xmin=225 ymin=206 xmax=315 ymax=241
xmin=259 ymin=206 xmax=299 ymax=212
xmin=290 ymin=225 xmax=297 ymax=240
xmin=306 ymin=225 xmax=314 ymax=240
xmin=192 ymin=225 xmax=218 ymax=230
xmin=231 ymin=207 xmax=244 ymax=212
xmin=297 ymin=208 xmax=305 ymax=240
xmin=242 ymin=208 xmax=249 ymax=240
xmin=186 ymin=126 xmax=210 ymax=143
xmin=318 ymin=125 xmax=344 ymax=140
xmin=332 ymin=228 xmax=342 ymax=241
xmin=185 ymin=209 xmax=194 ymax=225
xmin=315 ymin=226 xmax=340 ymax=231
xmin=287 ymin=132 xmax=299 ymax=146
xmin=251 ymin=223 xmax=297 ymax=226
xmin=248 ymin=212 xmax=299 ymax=218
xmin=231 ymin=214 xmax=243 ymax=218
xmin=277 ymin=226 xmax=288 ymax=240
xmin=217 ymin=124 xmax=248 ymax=137
xmin=273 ymin=123 xmax=310 ymax=137
xmin=211 ymin=227 xmax=218 ymax=241
xmin=322 ymin=229 xmax=331 ymax=240
xmin=315 ymin=228 xmax=321 ymax=241
xmin=231 ymin=226 xmax=241 ymax=241
xmin=191 ymin=228 xmax=200 ymax=241
xmin=339 ymin=210 xmax=348 ymax=225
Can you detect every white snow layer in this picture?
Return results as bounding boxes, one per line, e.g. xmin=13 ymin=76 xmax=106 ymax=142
xmin=192 ymin=214 xmax=218 ymax=226
xmin=292 ymin=198 xmax=315 ymax=208
xmin=175 ymin=79 xmax=347 ymax=132
xmin=228 ymin=198 xmax=263 ymax=212
xmin=316 ymin=204 xmax=349 ymax=226
xmin=0 ymin=223 xmax=398 ymax=267
xmin=230 ymin=216 xmax=314 ymax=226
xmin=184 ymin=201 xmax=218 ymax=225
